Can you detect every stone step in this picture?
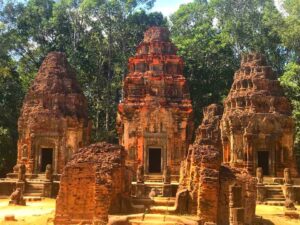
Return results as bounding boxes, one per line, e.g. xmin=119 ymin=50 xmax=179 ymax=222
xmin=266 ymin=195 xmax=285 ymax=199
xmin=130 ymin=220 xmax=183 ymax=225
xmin=25 ymin=186 xmax=43 ymax=191
xmin=263 ymin=201 xmax=285 ymax=206
xmin=265 ymin=186 xmax=282 ymax=189
xmin=267 ymin=189 xmax=282 ymax=192
xmin=265 ymin=198 xmax=285 ymax=201
xmin=23 ymin=196 xmax=43 ymax=201
xmin=153 ymin=197 xmax=175 ymax=206
xmin=24 ymin=192 xmax=43 ymax=197
xmin=132 ymin=197 xmax=176 ymax=207
xmin=149 ymin=205 xmax=176 ymax=214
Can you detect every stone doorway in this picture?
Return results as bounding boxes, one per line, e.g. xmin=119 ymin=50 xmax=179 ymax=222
xmin=148 ymin=148 xmax=162 ymax=173
xmin=257 ymin=151 xmax=269 ymax=175
xmin=41 ymin=148 xmax=53 ymax=172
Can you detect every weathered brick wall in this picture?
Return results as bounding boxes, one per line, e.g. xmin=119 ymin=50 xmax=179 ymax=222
xmin=54 ymin=142 xmax=128 ymax=225
xmin=17 ymin=52 xmax=90 ymax=174
xmin=221 ymin=52 xmax=298 ymax=177
xmin=117 ymin=27 xmax=194 ymax=176
xmin=218 ymin=165 xmax=256 ymax=225
xmin=178 ymin=104 xmax=256 ymax=225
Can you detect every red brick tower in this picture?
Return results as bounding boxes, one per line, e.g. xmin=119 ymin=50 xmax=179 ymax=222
xmin=117 ymin=27 xmax=194 ymax=179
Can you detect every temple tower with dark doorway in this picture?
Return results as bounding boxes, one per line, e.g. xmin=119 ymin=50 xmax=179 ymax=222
xmin=16 ymin=52 xmax=90 ymax=175
xmin=220 ymin=53 xmax=298 ymax=177
xmin=117 ymin=27 xmax=194 ymax=180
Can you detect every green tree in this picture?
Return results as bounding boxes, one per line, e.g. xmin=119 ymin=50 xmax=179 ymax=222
xmin=280 ymin=63 xmax=300 ymax=164
xmin=0 ymin=0 xmax=166 ymax=145
xmin=170 ymin=0 xmax=286 ymax=124
xmin=211 ymin=0 xmax=285 ymax=72
xmin=0 ymin=23 xmax=23 ymax=176
xmin=170 ymin=1 xmax=237 ymax=124
xmin=279 ymin=0 xmax=300 ymax=165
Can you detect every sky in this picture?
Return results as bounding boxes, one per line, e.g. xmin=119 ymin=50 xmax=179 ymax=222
xmin=151 ymin=0 xmax=284 ymax=17
xmin=150 ymin=0 xmax=193 ymax=17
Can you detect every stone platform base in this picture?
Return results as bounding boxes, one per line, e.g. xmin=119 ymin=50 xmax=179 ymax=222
xmin=108 ymin=214 xmax=200 ymax=225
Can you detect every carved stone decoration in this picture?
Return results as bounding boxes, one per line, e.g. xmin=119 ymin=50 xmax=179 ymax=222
xmin=257 ymin=186 xmax=266 ymax=203
xmin=175 ymin=189 xmax=190 ymax=215
xmin=163 ymin=166 xmax=171 ymax=184
xmin=16 ymin=52 xmax=90 ymax=174
xmin=54 ymin=142 xmax=128 ymax=225
xmin=9 ymin=188 xmax=26 ymax=206
xmin=22 ymin=145 xmax=28 ymax=159
xmin=284 ymin=168 xmax=293 ymax=185
xmin=256 ymin=167 xmax=263 ymax=184
xmin=178 ymin=104 xmax=256 ymax=225
xmin=148 ymin=188 xmax=157 ymax=200
xmin=18 ymin=164 xmax=26 ymax=182
xmin=45 ymin=164 xmax=53 ymax=181
xmin=13 ymin=164 xmax=19 ymax=174
xmin=136 ymin=165 xmax=144 ymax=183
xmin=117 ymin=27 xmax=194 ymax=176
xmin=283 ymin=185 xmax=297 ymax=210
xmin=221 ymin=53 xmax=298 ymax=177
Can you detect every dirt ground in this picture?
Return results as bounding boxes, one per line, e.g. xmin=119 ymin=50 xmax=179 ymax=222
xmin=0 ymin=198 xmax=55 ymax=225
xmin=256 ymin=204 xmax=300 ymax=225
xmin=1 ymin=198 xmax=300 ymax=225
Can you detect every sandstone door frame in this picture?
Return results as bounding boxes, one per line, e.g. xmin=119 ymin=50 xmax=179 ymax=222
xmin=255 ymin=149 xmax=275 ymax=176
xmin=145 ymin=145 xmax=165 ymax=174
xmin=34 ymin=137 xmax=57 ymax=174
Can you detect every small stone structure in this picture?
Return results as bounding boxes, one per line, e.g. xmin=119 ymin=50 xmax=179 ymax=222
xmin=54 ymin=142 xmax=129 ymax=225
xmin=16 ymin=51 xmax=90 ymax=174
xmin=117 ymin=27 xmax=194 ymax=178
xmin=221 ymin=53 xmax=298 ymax=177
xmin=9 ymin=188 xmax=26 ymax=206
xmin=179 ymin=104 xmax=256 ymax=225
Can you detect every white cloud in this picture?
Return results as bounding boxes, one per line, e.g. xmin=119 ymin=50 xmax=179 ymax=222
xmin=151 ymin=0 xmax=193 ymax=17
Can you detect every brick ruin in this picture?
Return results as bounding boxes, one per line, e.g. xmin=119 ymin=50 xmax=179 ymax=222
xmin=179 ymin=104 xmax=257 ymax=225
xmin=54 ymin=142 xmax=128 ymax=225
xmin=5 ymin=28 xmax=300 ymax=224
xmin=221 ymin=53 xmax=298 ymax=177
xmin=16 ymin=52 xmax=90 ymax=175
xmin=117 ymin=27 xmax=194 ymax=178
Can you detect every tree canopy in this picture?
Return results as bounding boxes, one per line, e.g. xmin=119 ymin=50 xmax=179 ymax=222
xmin=0 ymin=0 xmax=300 ymax=176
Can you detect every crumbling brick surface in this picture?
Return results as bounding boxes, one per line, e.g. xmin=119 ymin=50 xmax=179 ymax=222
xmin=221 ymin=53 xmax=298 ymax=177
xmin=54 ymin=142 xmax=128 ymax=225
xmin=17 ymin=52 xmax=90 ymax=174
xmin=117 ymin=27 xmax=194 ymax=177
xmin=178 ymin=104 xmax=256 ymax=225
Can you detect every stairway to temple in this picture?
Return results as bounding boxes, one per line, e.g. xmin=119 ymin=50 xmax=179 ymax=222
xmin=264 ymin=185 xmax=285 ymax=206
xmin=131 ymin=196 xmax=177 ymax=214
xmin=24 ymin=181 xmax=44 ymax=197
xmin=23 ymin=174 xmax=47 ymax=197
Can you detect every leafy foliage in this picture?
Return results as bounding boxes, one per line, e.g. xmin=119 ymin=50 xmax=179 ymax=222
xmin=280 ymin=62 xmax=300 ymax=164
xmin=1 ymin=0 xmax=300 ymax=175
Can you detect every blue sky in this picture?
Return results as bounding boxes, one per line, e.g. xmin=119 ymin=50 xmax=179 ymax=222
xmin=151 ymin=0 xmax=283 ymax=17
xmin=151 ymin=0 xmax=193 ymax=17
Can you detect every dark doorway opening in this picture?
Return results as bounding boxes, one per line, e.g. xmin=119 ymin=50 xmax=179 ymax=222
xmin=41 ymin=148 xmax=53 ymax=172
xmin=257 ymin=151 xmax=269 ymax=175
xmin=148 ymin=148 xmax=162 ymax=173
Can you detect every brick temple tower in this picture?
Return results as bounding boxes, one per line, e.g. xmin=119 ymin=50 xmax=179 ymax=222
xmin=221 ymin=53 xmax=298 ymax=177
xmin=17 ymin=52 xmax=90 ymax=174
xmin=117 ymin=27 xmax=194 ymax=179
